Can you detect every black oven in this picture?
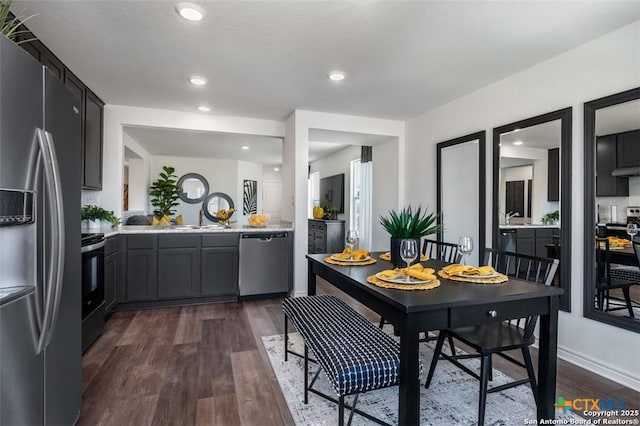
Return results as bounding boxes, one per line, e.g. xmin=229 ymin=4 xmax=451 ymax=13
xmin=81 ymin=233 xmax=105 ymax=352
xmin=81 ymin=233 xmax=104 ymax=318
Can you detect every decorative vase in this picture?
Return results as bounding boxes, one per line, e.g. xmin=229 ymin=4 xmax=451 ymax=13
xmin=87 ymin=219 xmax=101 ymax=229
xmin=389 ymin=237 xmax=421 ymax=268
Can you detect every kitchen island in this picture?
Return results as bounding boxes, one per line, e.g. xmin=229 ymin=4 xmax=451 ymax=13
xmin=88 ymin=223 xmax=294 ymax=312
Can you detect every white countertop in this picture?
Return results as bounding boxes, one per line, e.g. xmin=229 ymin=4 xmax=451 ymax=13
xmin=83 ymin=222 xmax=294 ymax=238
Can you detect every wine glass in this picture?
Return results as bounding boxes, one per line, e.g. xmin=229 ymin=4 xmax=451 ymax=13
xmin=627 ymin=223 xmax=638 ymax=241
xmin=457 ymin=236 xmax=474 ymax=265
xmin=400 ymin=239 xmax=418 ymax=282
xmin=345 ymin=230 xmax=359 ymax=258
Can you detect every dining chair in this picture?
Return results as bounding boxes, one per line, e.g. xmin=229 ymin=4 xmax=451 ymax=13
xmin=424 ymin=249 xmax=559 ymax=426
xmin=422 ymin=238 xmax=463 ymax=264
xmin=378 ymin=238 xmax=460 ymax=355
xmin=595 ymin=238 xmax=637 ymax=318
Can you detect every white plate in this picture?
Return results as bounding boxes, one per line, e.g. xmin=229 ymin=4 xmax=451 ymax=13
xmin=454 ymin=271 xmax=500 ymax=279
xmin=375 ymin=272 xmax=429 ymax=284
xmin=330 ymin=255 xmax=371 ymax=262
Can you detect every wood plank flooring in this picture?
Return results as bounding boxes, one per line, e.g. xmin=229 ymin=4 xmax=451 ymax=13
xmin=80 ymin=280 xmax=639 ymax=425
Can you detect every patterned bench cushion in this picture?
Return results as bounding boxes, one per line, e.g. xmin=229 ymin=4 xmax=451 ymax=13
xmin=283 ymin=295 xmax=402 ymax=396
xmin=610 ymin=267 xmax=640 ymax=283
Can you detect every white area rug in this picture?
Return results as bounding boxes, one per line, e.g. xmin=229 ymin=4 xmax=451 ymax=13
xmin=262 ymin=332 xmax=578 ymax=425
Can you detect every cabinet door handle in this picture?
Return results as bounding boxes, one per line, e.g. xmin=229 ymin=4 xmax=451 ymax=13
xmin=487 ymin=310 xmax=498 ymax=318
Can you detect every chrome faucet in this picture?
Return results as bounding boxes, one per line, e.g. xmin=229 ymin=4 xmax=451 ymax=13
xmin=505 ymin=211 xmax=520 ymax=225
xmin=199 ymin=208 xmax=204 ymax=226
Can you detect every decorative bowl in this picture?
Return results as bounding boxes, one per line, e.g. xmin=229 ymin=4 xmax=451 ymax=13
xmin=248 ymin=213 xmax=270 ymax=227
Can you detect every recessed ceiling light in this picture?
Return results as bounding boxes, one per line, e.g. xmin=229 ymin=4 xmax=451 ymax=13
xmin=513 ymin=141 xmax=524 ymax=145
xmin=274 ymin=167 xmax=280 ymax=171
xmin=197 ymin=105 xmax=210 ymax=112
xmin=241 ymin=145 xmax=250 ymax=150
xmin=328 ymin=71 xmax=346 ymax=81
xmin=189 ymin=76 xmax=207 ymax=86
xmin=176 ymin=3 xmax=205 ymax=21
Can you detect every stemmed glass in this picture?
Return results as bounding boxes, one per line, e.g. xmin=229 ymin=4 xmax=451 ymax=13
xmin=345 ymin=230 xmax=359 ymax=258
xmin=457 ymin=236 xmax=474 ymax=265
xmin=400 ymin=239 xmax=418 ymax=282
xmin=627 ymin=223 xmax=638 ymax=241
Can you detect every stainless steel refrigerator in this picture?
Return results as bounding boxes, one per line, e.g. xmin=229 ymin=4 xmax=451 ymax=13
xmin=0 ymin=35 xmax=81 ymax=425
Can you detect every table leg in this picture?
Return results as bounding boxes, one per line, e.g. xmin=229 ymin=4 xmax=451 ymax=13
xmin=398 ymin=315 xmax=420 ymax=425
xmin=537 ymin=296 xmax=559 ymax=421
xmin=307 ymin=260 xmax=317 ymax=295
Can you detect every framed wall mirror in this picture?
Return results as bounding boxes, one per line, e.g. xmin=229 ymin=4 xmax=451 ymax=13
xmin=437 ymin=131 xmax=486 ymax=266
xmin=493 ymin=107 xmax=572 ymax=312
xmin=584 ymin=87 xmax=640 ymax=332
xmin=177 ymin=173 xmax=209 ymax=204
xmin=202 ymin=192 xmax=235 ymax=222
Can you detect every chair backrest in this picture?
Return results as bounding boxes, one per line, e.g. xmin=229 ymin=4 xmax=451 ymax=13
xmin=595 ymin=237 xmax=613 ymax=288
xmin=633 ymin=241 xmax=640 ymax=268
xmin=483 ymin=248 xmax=559 ymax=339
xmin=551 ymin=235 xmax=561 ymax=259
xmin=483 ymin=248 xmax=559 ymax=286
xmin=422 ymin=238 xmax=462 ymax=263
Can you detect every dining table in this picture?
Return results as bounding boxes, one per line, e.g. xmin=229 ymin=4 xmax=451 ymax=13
xmin=306 ymin=252 xmax=564 ymax=425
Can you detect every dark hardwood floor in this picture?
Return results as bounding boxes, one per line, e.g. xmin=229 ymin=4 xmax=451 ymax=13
xmin=80 ymin=280 xmax=639 ymax=425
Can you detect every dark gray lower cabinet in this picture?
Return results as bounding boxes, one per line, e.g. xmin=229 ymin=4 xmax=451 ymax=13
xmin=126 ymin=249 xmax=158 ymax=301
xmin=201 ymin=247 xmax=238 ymax=297
xmin=158 ymin=248 xmax=200 ymax=299
xmin=104 ymin=236 xmax=124 ymax=313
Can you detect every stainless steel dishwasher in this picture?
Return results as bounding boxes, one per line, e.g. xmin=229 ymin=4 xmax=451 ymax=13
xmin=239 ymin=232 xmax=290 ymax=296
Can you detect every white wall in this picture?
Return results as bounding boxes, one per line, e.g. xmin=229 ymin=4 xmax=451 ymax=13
xmin=262 ymin=166 xmax=283 ymax=222
xmin=150 ymin=155 xmax=237 ymax=225
xmin=100 ymin=105 xmax=284 ymax=218
xmin=288 ymin=110 xmax=405 ymax=297
xmin=371 ymin=138 xmax=400 ymax=251
xmin=309 ymin=145 xmax=360 ymax=225
xmin=123 ymin=132 xmax=152 ymax=213
xmin=405 ymin=21 xmax=640 ymax=389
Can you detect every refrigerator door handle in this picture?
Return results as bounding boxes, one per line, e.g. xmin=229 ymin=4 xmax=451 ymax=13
xmin=35 ymin=129 xmax=65 ymax=353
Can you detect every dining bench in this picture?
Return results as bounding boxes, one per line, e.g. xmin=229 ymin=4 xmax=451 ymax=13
xmin=282 ymin=294 xmax=407 ymax=426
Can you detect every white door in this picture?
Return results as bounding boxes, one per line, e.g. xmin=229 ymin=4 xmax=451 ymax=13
xmin=263 ymin=182 xmax=282 ymax=223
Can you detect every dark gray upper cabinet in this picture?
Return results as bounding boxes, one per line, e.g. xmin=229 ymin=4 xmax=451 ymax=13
xmin=83 ymin=89 xmax=104 ymax=190
xmin=17 ymin=27 xmax=104 ymax=191
xmin=596 ymin=135 xmax=629 ymax=196
xmin=547 ymin=148 xmax=559 ymax=201
xmin=616 ymin=129 xmax=640 ymax=168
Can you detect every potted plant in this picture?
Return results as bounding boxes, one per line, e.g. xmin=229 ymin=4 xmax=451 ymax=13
xmin=541 ymin=210 xmax=560 ymax=225
xmin=380 ymin=205 xmax=440 ymax=266
xmin=149 ymin=165 xmax=179 ymax=218
xmin=1 ymin=0 xmax=36 ymax=45
xmin=81 ymin=205 xmax=121 ymax=229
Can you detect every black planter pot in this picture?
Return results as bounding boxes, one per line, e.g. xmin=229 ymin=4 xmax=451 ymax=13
xmin=389 ymin=237 xmax=421 ymax=267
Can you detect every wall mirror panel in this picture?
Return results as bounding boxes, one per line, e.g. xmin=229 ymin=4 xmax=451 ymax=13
xmin=493 ymin=108 xmax=572 ymax=312
xmin=177 ymin=173 xmax=209 ymax=204
xmin=203 ymin=192 xmax=235 ymax=222
xmin=584 ymin=87 xmax=640 ymax=332
xmin=437 ymin=131 xmax=486 ymax=266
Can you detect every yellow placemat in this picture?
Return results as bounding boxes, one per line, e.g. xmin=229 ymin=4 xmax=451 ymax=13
xmin=379 ymin=252 xmax=429 ymax=262
xmin=438 ymin=270 xmax=508 ymax=284
xmin=366 ymin=274 xmax=440 ymax=291
xmin=324 ymin=257 xmax=377 ymax=266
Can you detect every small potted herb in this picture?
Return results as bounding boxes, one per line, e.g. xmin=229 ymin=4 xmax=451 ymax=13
xmin=380 ymin=205 xmax=440 ymax=266
xmin=81 ymin=205 xmax=121 ymax=229
xmin=541 ymin=210 xmax=559 ymax=225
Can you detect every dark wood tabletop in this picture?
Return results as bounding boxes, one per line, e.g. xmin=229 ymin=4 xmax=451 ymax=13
xmin=307 ymin=252 xmax=564 ymax=425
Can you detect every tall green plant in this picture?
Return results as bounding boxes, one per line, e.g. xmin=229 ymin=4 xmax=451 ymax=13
xmin=379 ymin=205 xmax=440 ymax=238
xmin=1 ymin=0 xmax=36 ymax=44
xmin=149 ymin=165 xmax=179 ymax=218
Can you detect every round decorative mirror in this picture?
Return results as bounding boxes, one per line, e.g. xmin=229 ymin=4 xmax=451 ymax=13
xmin=177 ymin=173 xmax=209 ymax=204
xmin=202 ymin=192 xmax=235 ymax=222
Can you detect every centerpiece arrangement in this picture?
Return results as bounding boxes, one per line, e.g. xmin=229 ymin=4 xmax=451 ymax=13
xmin=210 ymin=208 xmax=235 ymax=226
xmin=379 ymin=205 xmax=440 ymax=266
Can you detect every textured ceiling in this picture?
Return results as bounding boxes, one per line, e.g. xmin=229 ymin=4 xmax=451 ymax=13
xmin=12 ymin=1 xmax=640 ymax=122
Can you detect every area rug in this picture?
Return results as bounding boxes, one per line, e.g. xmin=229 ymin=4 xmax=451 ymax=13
xmin=262 ymin=332 xmax=579 ymax=425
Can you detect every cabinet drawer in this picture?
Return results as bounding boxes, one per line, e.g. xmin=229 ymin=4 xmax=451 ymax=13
xmin=449 ymin=299 xmax=548 ymax=328
xmin=516 ymin=228 xmax=535 ymax=238
xmin=159 ymin=234 xmax=200 ymax=248
xmin=535 ymin=228 xmax=554 ymax=238
xmin=202 ymin=233 xmax=239 ymax=247
xmin=127 ymin=235 xmax=157 ymax=249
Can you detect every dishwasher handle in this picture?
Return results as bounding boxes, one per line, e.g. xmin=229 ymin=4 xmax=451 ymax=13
xmin=241 ymin=232 xmax=288 ymax=240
